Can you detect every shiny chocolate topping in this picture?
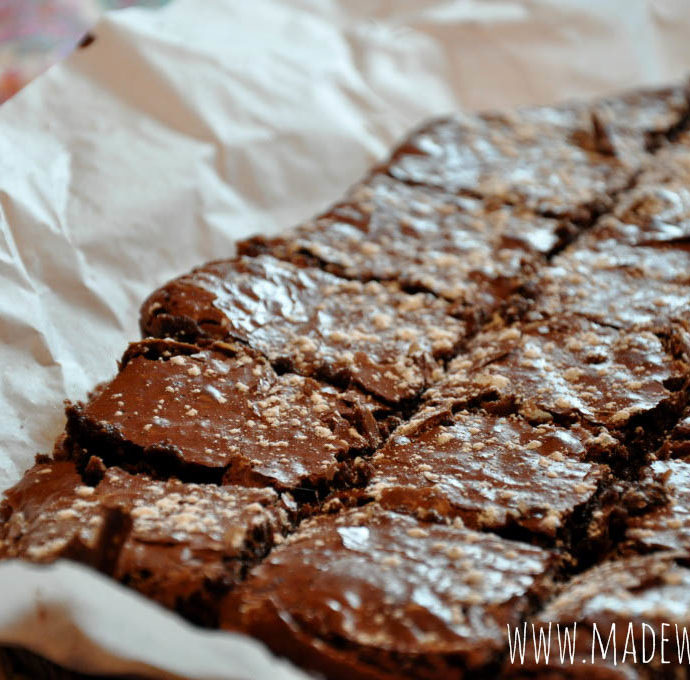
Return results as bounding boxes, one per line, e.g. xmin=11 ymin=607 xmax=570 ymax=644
xmin=239 ymin=174 xmax=556 ymax=317
xmin=625 ymin=460 xmax=690 ymax=554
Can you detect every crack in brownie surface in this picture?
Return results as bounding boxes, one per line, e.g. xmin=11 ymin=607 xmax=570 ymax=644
xmin=140 ymin=255 xmax=466 ymax=404
xmin=423 ymin=316 xmax=689 ymax=472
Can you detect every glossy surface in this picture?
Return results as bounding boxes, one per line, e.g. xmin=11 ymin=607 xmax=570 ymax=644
xmin=387 ymin=112 xmax=625 ymax=221
xmin=536 ymin=239 xmax=690 ymax=331
xmin=0 ymin=461 xmax=289 ymax=617
xmin=239 ymin=174 xmax=556 ymax=318
xmin=425 ymin=317 xmax=687 ymax=435
xmin=141 ymin=255 xmax=465 ymax=403
xmin=222 ymin=504 xmax=557 ymax=679
xmin=69 ymin=339 xmax=377 ymax=490
xmin=511 ymin=552 xmax=690 ymax=677
xmin=387 ymin=85 xmax=689 ymax=220
xmin=368 ymin=408 xmax=608 ymax=540
xmin=626 ymin=460 xmax=690 ymax=554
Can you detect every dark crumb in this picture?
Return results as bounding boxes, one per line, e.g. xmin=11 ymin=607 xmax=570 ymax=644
xmin=78 ymin=32 xmax=96 ymax=49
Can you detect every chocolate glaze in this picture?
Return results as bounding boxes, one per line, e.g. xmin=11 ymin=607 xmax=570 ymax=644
xmin=140 ymin=255 xmax=465 ymax=403
xmin=535 ymin=244 xmax=690 ymax=333
xmin=66 ymin=339 xmax=380 ymax=496
xmin=222 ymin=504 xmax=559 ymax=679
xmin=386 ymin=114 xmax=622 ymax=223
xmin=0 ymin=461 xmax=290 ymax=625
xmin=99 ymin=465 xmax=291 ymax=625
xmin=366 ymin=408 xmax=626 ymax=556
xmin=424 ymin=317 xmax=688 ymax=468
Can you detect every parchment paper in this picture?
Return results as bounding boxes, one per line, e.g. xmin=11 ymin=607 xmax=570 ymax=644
xmin=2 ymin=0 xmax=690 ymax=677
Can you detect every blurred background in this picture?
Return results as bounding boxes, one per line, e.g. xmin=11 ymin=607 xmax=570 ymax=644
xmin=0 ymin=0 xmax=169 ymax=103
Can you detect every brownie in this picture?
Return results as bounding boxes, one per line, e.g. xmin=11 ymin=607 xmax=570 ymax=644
xmin=239 ymin=174 xmax=559 ymax=324
xmin=583 ymin=83 xmax=690 ymax=159
xmin=385 ymin=111 xmax=624 ymax=223
xmin=535 ymin=242 xmax=690 ymax=332
xmin=140 ymin=255 xmax=465 ymax=403
xmin=507 ymin=552 xmax=690 ymax=678
xmin=624 ymin=460 xmax=690 ymax=555
xmin=365 ymin=407 xmax=627 ymax=558
xmin=221 ymin=504 xmax=559 ymax=680
xmin=424 ymin=317 xmax=689 ymax=467
xmin=610 ymin=183 xmax=690 ymax=246
xmin=65 ymin=339 xmax=381 ymax=498
xmin=0 ymin=461 xmax=290 ymax=625
xmin=0 ymin=461 xmax=128 ymax=571
xmin=386 ymin=85 xmax=689 ymax=222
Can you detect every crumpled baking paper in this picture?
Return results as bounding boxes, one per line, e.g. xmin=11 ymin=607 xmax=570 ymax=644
xmin=1 ymin=0 xmax=690 ymax=677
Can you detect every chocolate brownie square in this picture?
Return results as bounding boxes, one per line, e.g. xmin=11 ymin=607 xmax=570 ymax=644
xmin=535 ymin=239 xmax=690 ymax=332
xmin=584 ymin=82 xmax=690 ymax=159
xmin=140 ymin=255 xmax=466 ymax=403
xmin=239 ymin=175 xmax=560 ymax=324
xmin=366 ymin=407 xmax=625 ymax=558
xmin=385 ymin=110 xmax=627 ymax=223
xmin=386 ymin=85 xmax=689 ymax=222
xmin=221 ymin=504 xmax=559 ymax=680
xmin=609 ymin=183 xmax=690 ymax=246
xmin=0 ymin=461 xmax=128 ymax=571
xmin=424 ymin=317 xmax=688 ymax=467
xmin=507 ymin=552 xmax=690 ymax=678
xmin=0 ymin=461 xmax=290 ymax=625
xmin=66 ymin=339 xmax=381 ymax=498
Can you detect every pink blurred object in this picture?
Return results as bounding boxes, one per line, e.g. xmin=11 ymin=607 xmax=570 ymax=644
xmin=0 ymin=0 xmax=169 ymax=103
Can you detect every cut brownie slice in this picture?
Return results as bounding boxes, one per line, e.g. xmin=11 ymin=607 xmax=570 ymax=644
xmin=506 ymin=552 xmax=690 ymax=678
xmin=221 ymin=504 xmax=559 ymax=680
xmin=100 ymin=465 xmax=291 ymax=626
xmin=535 ymin=238 xmax=690 ymax=332
xmin=0 ymin=461 xmax=129 ymax=572
xmin=66 ymin=339 xmax=381 ymax=498
xmin=239 ymin=174 xmax=558 ymax=324
xmin=424 ymin=317 xmax=688 ymax=467
xmin=366 ymin=407 xmax=624 ymax=558
xmin=624 ymin=460 xmax=690 ymax=555
xmin=583 ymin=82 xmax=690 ymax=160
xmin=386 ymin=85 xmax=689 ymax=222
xmin=0 ymin=461 xmax=290 ymax=626
xmin=385 ymin=111 xmax=625 ymax=223
xmin=140 ymin=255 xmax=465 ymax=403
